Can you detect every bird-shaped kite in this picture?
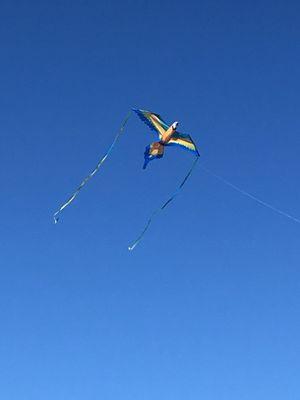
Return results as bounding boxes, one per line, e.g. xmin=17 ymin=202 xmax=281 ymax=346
xmin=53 ymin=108 xmax=200 ymax=250
xmin=54 ymin=107 xmax=300 ymax=249
xmin=132 ymin=109 xmax=199 ymax=169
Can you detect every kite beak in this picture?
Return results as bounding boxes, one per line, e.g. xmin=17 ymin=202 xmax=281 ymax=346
xmin=172 ymin=121 xmax=179 ymax=130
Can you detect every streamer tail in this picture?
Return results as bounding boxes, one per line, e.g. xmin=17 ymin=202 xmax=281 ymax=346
xmin=53 ymin=111 xmax=132 ymax=223
xmin=128 ymin=155 xmax=200 ymax=251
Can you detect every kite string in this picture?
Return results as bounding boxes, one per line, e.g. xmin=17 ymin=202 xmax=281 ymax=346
xmin=200 ymin=165 xmax=300 ymax=224
xmin=128 ymin=155 xmax=200 ymax=251
xmin=53 ymin=111 xmax=132 ymax=223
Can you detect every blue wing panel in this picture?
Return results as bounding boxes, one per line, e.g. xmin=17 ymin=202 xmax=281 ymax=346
xmin=132 ymin=108 xmax=157 ymax=133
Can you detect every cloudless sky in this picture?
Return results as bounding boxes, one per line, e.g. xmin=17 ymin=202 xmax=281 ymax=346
xmin=1 ymin=0 xmax=300 ymax=399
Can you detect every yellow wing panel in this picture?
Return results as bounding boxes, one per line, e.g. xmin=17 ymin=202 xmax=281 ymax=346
xmin=168 ymin=137 xmax=198 ymax=153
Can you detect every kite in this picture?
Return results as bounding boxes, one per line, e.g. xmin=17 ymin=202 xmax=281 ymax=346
xmin=128 ymin=109 xmax=200 ymax=249
xmin=54 ymin=108 xmax=300 ymax=249
xmin=53 ymin=108 xmax=200 ymax=250
xmin=132 ymin=109 xmax=199 ymax=168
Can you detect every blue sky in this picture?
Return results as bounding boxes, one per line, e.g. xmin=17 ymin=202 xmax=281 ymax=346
xmin=1 ymin=0 xmax=300 ymax=399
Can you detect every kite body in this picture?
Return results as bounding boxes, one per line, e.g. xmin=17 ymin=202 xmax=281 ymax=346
xmin=133 ymin=109 xmax=199 ymax=169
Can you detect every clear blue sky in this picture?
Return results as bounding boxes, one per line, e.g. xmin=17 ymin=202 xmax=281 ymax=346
xmin=1 ymin=0 xmax=300 ymax=399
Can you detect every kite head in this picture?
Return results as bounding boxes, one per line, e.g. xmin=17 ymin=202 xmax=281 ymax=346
xmin=172 ymin=121 xmax=179 ymax=130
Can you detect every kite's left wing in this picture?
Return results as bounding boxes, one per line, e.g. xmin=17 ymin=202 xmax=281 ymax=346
xmin=132 ymin=108 xmax=169 ymax=139
xmin=167 ymin=132 xmax=199 ymax=155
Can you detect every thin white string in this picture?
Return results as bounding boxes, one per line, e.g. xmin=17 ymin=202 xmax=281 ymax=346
xmin=200 ymin=165 xmax=300 ymax=224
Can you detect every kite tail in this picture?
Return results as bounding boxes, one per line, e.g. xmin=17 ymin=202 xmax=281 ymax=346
xmin=128 ymin=155 xmax=200 ymax=251
xmin=200 ymin=165 xmax=300 ymax=224
xmin=53 ymin=111 xmax=132 ymax=223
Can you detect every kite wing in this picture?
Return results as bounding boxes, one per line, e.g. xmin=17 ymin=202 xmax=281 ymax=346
xmin=167 ymin=132 xmax=199 ymax=155
xmin=132 ymin=108 xmax=169 ymax=139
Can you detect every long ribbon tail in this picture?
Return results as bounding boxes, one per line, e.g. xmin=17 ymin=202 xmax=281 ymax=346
xmin=200 ymin=165 xmax=300 ymax=224
xmin=128 ymin=155 xmax=200 ymax=251
xmin=53 ymin=111 xmax=132 ymax=223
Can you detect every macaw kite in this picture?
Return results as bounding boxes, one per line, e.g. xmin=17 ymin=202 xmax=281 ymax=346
xmin=54 ymin=108 xmax=200 ymax=250
xmin=132 ymin=109 xmax=199 ymax=169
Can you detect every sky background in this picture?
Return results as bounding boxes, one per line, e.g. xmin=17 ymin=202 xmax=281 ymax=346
xmin=1 ymin=0 xmax=300 ymax=399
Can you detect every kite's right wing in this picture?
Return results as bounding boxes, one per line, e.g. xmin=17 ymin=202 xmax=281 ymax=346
xmin=167 ymin=132 xmax=199 ymax=155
